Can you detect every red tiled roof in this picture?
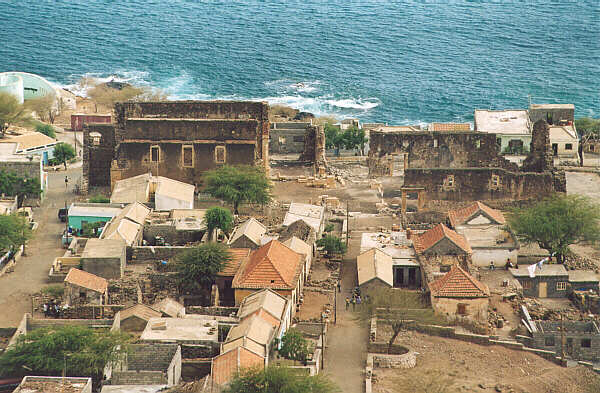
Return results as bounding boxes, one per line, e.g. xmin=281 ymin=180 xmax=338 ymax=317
xmin=232 ymin=240 xmax=303 ymax=290
xmin=447 ymin=201 xmax=506 ymax=228
xmin=218 ymin=248 xmax=252 ymax=277
xmin=430 ymin=123 xmax=471 ymax=132
xmin=429 ymin=265 xmax=490 ymax=298
xmin=64 ymin=268 xmax=108 ymax=294
xmin=212 ymin=346 xmax=264 ymax=386
xmin=412 ymin=224 xmax=472 ymax=255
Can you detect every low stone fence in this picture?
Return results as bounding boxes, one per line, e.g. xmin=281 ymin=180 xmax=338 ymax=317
xmin=371 ymin=352 xmax=417 ymax=369
xmin=186 ymin=306 xmax=238 ymax=317
xmin=128 ymin=246 xmax=187 ymax=264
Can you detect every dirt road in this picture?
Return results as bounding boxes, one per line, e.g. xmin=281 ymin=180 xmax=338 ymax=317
xmin=0 ymin=168 xmax=81 ymax=328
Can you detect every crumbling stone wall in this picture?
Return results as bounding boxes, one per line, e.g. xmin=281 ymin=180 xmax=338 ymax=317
xmin=522 ymin=120 xmax=553 ymax=172
xmin=404 ymin=168 xmax=556 ymax=201
xmin=82 ymin=123 xmax=117 ymax=191
xmin=531 ymin=321 xmax=600 ymax=362
xmin=83 ymin=101 xmax=270 ymax=193
xmin=299 ymin=124 xmax=326 ymax=166
xmin=368 ymin=130 xmax=516 ymax=176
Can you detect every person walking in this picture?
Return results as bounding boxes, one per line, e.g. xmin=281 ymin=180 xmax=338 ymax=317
xmin=337 ymin=281 xmax=341 ymax=293
xmin=345 ymin=297 xmax=350 ymax=310
xmin=356 ymin=295 xmax=362 ymax=306
xmin=351 ymin=296 xmax=356 ymax=311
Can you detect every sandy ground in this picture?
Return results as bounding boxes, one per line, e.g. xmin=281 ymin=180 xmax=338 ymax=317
xmin=0 ymin=167 xmax=82 ymax=327
xmin=373 ymin=328 xmax=599 ymax=393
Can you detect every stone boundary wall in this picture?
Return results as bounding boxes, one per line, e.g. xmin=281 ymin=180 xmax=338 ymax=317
xmin=186 ymin=306 xmax=238 ymax=316
xmin=128 ymin=246 xmax=187 ymax=263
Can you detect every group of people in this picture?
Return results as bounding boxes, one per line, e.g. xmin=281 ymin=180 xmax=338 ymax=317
xmin=345 ymin=287 xmax=363 ymax=311
xmin=489 ymin=258 xmax=519 ymax=271
xmin=42 ymin=300 xmax=66 ymax=318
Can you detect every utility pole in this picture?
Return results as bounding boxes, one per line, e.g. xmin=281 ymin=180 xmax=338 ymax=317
xmin=334 ymin=284 xmax=337 ymax=325
xmin=346 ymin=200 xmax=349 ymax=246
xmin=561 ymin=314 xmax=565 ymax=361
xmin=321 ymin=315 xmax=325 ymax=370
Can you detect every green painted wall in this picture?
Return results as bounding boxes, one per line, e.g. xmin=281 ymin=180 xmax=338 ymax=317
xmin=68 ymin=215 xmax=112 ymax=231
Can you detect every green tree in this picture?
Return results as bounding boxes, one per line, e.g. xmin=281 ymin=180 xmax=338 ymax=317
xmin=53 ymin=142 xmax=76 ymax=169
xmin=204 ymin=165 xmax=272 ymax=214
xmin=575 ymin=117 xmax=600 ymax=137
xmin=224 ymin=366 xmax=339 ymax=393
xmin=204 ymin=207 xmax=234 ymax=240
xmin=0 ymin=170 xmax=41 ymax=200
xmin=81 ymin=221 xmax=106 ymax=238
xmin=0 ymin=214 xmax=32 ymax=255
xmin=324 ymin=223 xmax=334 ymax=233
xmin=324 ymin=123 xmax=340 ymax=150
xmin=0 ymin=92 xmax=32 ymax=137
xmin=341 ymin=126 xmax=368 ymax=155
xmin=175 ymin=242 xmax=232 ymax=293
xmin=316 ymin=235 xmax=347 ymax=256
xmin=358 ymin=288 xmax=445 ymax=353
xmin=278 ymin=329 xmax=311 ymax=364
xmin=0 ymin=325 xmax=130 ymax=383
xmin=506 ymin=195 xmax=600 ymax=263
xmin=35 ymin=123 xmax=56 ymax=138
xmin=88 ymin=195 xmax=110 ymax=203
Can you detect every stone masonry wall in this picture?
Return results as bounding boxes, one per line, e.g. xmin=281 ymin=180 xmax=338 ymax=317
xmin=368 ymin=131 xmax=516 ymax=176
xmin=404 ymin=168 xmax=555 ymax=201
xmin=82 ymin=123 xmax=117 ymax=191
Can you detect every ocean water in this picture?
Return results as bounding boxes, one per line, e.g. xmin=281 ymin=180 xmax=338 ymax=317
xmin=0 ymin=1 xmax=598 ymax=124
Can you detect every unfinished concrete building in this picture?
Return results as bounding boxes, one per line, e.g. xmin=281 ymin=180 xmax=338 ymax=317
xmin=368 ymin=120 xmax=566 ymax=202
xmin=82 ymin=101 xmax=270 ymax=193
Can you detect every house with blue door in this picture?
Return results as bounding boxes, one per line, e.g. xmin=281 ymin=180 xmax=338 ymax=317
xmin=0 ymin=132 xmax=59 ymax=165
xmin=67 ymin=202 xmax=124 ymax=233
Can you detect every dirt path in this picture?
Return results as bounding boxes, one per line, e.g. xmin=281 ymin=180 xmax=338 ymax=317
xmin=0 ymin=168 xmax=81 ymax=328
xmin=566 ymin=171 xmax=600 ymax=200
xmin=324 ymin=232 xmax=366 ymax=393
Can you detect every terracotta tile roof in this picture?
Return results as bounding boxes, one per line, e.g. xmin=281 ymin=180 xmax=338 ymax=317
xmin=429 ymin=123 xmax=471 ymax=132
xmin=119 ymin=303 xmax=161 ymax=322
xmin=212 ymin=346 xmax=264 ymax=386
xmin=448 ymin=201 xmax=506 ymax=228
xmin=429 ymin=265 xmax=490 ymax=298
xmin=64 ymin=268 xmax=108 ymax=294
xmin=412 ymin=224 xmax=472 ymax=255
xmin=218 ymin=248 xmax=251 ymax=277
xmin=232 ymin=240 xmax=303 ymax=290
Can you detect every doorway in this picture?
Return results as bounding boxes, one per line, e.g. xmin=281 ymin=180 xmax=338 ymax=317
xmin=552 ymin=144 xmax=558 ymax=156
xmin=408 ymin=268 xmax=417 ymax=286
xmin=539 ymin=282 xmax=548 ymax=298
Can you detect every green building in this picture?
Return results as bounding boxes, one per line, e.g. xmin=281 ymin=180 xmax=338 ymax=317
xmin=67 ymin=202 xmax=124 ymax=232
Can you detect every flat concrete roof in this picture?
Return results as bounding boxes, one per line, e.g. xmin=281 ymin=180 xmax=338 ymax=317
xmin=568 ymin=270 xmax=599 ymax=283
xmin=101 ymin=385 xmax=167 ymax=393
xmin=140 ymin=317 xmax=218 ymax=343
xmin=530 ymin=104 xmax=575 ymax=110
xmin=474 ymin=109 xmax=530 ymax=135
xmin=68 ymin=202 xmax=124 ymax=218
xmin=456 ymin=226 xmax=516 ymax=248
xmin=510 ymin=264 xmax=567 ymax=277
xmin=82 ymin=238 xmax=125 ymax=259
xmin=360 ymin=232 xmax=416 ymax=260
xmin=0 ymin=142 xmax=42 ymax=161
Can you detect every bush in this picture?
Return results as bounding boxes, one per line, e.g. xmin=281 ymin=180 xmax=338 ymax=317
xmin=41 ymin=284 xmax=64 ymax=298
xmin=35 ymin=123 xmax=56 ymax=138
xmin=324 ymin=223 xmax=335 ymax=233
xmin=81 ymin=221 xmax=106 ymax=237
xmin=88 ymin=195 xmax=110 ymax=203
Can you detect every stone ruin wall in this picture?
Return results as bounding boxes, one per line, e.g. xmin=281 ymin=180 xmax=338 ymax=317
xmin=369 ymin=120 xmax=565 ymax=201
xmin=83 ymin=101 xmax=271 ymax=193
xmin=299 ymin=124 xmax=326 ymax=166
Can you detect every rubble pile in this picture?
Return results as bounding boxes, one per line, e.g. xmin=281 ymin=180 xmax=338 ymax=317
xmin=517 ymin=298 xmax=583 ymax=321
xmin=564 ymin=253 xmax=598 ymax=272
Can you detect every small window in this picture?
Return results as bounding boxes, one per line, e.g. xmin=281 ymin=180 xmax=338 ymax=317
xmin=522 ymin=281 xmax=532 ymax=290
xmin=79 ymin=291 xmax=87 ymax=299
xmin=545 ymin=336 xmax=555 ymax=347
xmin=215 ymin=146 xmax=226 ymax=164
xmin=433 ymin=139 xmax=438 ymax=148
xmin=591 ymin=145 xmax=595 ymax=152
xmin=491 ymin=175 xmax=500 ymax=187
xmin=557 ymin=282 xmax=567 ymax=291
xmin=565 ymin=143 xmax=573 ymax=151
xmin=293 ymin=136 xmax=305 ymax=143
xmin=457 ymin=303 xmax=467 ymax=315
xmin=475 ymin=139 xmax=481 ymax=149
xmin=445 ymin=175 xmax=454 ymax=187
xmin=92 ymin=136 xmax=101 ymax=146
xmin=581 ymin=339 xmax=591 ymax=348
xmin=150 ymin=146 xmax=160 ymax=162
xmin=182 ymin=145 xmax=194 ymax=168
xmin=278 ymin=136 xmax=286 ymax=144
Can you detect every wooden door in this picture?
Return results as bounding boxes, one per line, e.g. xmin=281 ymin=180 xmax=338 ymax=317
xmin=539 ymin=282 xmax=547 ymax=298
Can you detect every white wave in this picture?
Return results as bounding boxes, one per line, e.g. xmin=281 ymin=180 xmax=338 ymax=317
xmin=325 ymin=98 xmax=379 ymax=110
xmin=57 ymin=70 xmax=152 ymax=97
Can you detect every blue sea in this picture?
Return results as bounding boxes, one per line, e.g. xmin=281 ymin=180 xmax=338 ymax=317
xmin=0 ymin=1 xmax=598 ymax=124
